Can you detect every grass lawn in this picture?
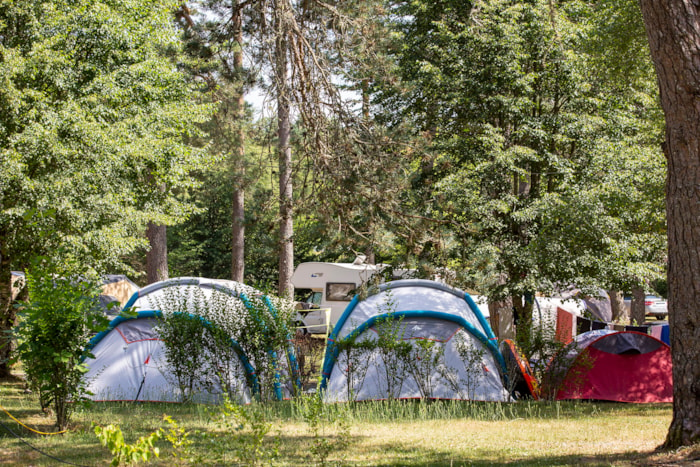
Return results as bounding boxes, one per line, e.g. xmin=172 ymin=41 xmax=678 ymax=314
xmin=1 ymin=373 xmax=698 ymax=466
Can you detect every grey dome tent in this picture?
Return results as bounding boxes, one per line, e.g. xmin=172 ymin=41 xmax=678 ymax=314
xmin=83 ymin=277 xmax=300 ymax=402
xmin=320 ymin=280 xmax=510 ymax=402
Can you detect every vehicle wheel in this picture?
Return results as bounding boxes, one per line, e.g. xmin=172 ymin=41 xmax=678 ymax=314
xmin=655 ymin=315 xmax=665 ymax=320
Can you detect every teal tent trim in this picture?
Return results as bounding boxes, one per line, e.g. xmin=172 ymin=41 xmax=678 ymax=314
xmin=261 ymin=295 xmax=303 ymax=395
xmin=463 ymin=292 xmax=497 ymax=342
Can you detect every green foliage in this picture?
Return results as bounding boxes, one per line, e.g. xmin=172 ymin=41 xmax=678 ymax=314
xmin=156 ymin=311 xmax=214 ymax=403
xmin=372 ymin=0 xmax=665 ymax=306
xmin=94 ymin=423 xmax=162 ymax=467
xmin=150 ymin=284 xmax=298 ymax=402
xmin=0 ymin=0 xmax=212 ymax=375
xmin=12 ymin=261 xmax=109 ymax=429
xmin=0 ymin=0 xmax=210 ymax=275
xmin=196 ymin=395 xmax=278 ymax=466
xmin=373 ymin=302 xmax=412 ymax=400
xmin=407 ymin=338 xmax=445 ymax=400
xmin=152 ymin=286 xmax=252 ymax=402
xmin=299 ymin=392 xmax=350 ymax=466
xmin=292 ymin=332 xmax=327 ymax=389
xmin=442 ymin=332 xmax=488 ymax=400
xmin=335 ymin=334 xmax=376 ymax=402
xmin=162 ymin=415 xmax=194 ymax=464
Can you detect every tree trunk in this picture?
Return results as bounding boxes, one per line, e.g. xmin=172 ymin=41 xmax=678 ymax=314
xmin=488 ymin=297 xmax=514 ymax=340
xmin=231 ymin=188 xmax=245 ymax=282
xmin=639 ymin=0 xmax=700 ymax=448
xmin=275 ymin=0 xmax=294 ymax=300
xmin=146 ymin=222 xmax=169 ymax=284
xmin=0 ymin=239 xmax=14 ymax=377
xmin=230 ymin=1 xmax=246 ymax=284
xmin=512 ymin=293 xmax=533 ymax=351
xmin=630 ymin=286 xmax=646 ymax=326
xmin=607 ymin=289 xmax=627 ymax=323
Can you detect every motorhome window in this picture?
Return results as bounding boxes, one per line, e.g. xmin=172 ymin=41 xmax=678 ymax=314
xmin=310 ymin=291 xmax=322 ymax=305
xmin=326 ymin=282 xmax=356 ymax=301
xmin=295 ymin=288 xmax=322 ymax=305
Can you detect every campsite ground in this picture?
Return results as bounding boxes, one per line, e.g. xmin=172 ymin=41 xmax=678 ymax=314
xmin=1 ymin=374 xmax=698 ymax=466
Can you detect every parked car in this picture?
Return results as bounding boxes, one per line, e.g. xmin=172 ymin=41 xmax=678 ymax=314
xmin=623 ymin=295 xmax=668 ymax=320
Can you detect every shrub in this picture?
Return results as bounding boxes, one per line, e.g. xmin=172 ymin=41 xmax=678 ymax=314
xmin=407 ymin=338 xmax=444 ymax=400
xmin=94 ymin=424 xmax=162 ymax=466
xmin=12 ymin=262 xmax=110 ymax=430
xmin=151 ymin=284 xmax=298 ymax=402
xmin=335 ymin=334 xmax=376 ymax=402
xmin=196 ymin=395 xmax=278 ymax=466
xmin=373 ymin=313 xmax=412 ymax=400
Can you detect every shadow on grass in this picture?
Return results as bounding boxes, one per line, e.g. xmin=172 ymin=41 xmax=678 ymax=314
xmin=0 ymin=438 xmax=112 ymax=467
xmin=360 ymin=441 xmax=700 ymax=466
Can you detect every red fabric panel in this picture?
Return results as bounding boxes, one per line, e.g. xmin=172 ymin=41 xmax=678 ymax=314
xmin=555 ymin=307 xmax=574 ymax=344
xmin=556 ymin=346 xmax=673 ymax=403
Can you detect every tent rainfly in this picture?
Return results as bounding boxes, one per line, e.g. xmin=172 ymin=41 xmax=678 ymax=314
xmin=320 ymin=279 xmax=511 ymax=402
xmin=83 ymin=277 xmax=300 ymax=402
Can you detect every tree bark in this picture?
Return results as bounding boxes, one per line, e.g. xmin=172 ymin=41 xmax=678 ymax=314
xmin=488 ymin=297 xmax=515 ymax=340
xmin=512 ymin=293 xmax=534 ymax=350
xmin=231 ymin=188 xmax=245 ymax=282
xmin=231 ymin=0 xmax=246 ymax=284
xmin=275 ymin=0 xmax=294 ymax=299
xmin=146 ymin=222 xmax=169 ymax=284
xmin=630 ymin=286 xmax=646 ymax=326
xmin=607 ymin=289 xmax=627 ymax=323
xmin=639 ymin=0 xmax=700 ymax=448
xmin=0 ymin=239 xmax=14 ymax=377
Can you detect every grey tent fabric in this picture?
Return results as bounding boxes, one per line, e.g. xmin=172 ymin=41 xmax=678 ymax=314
xmin=590 ymin=331 xmax=663 ymax=355
xmin=83 ymin=315 xmax=251 ymax=403
xmin=582 ymin=294 xmax=613 ymax=323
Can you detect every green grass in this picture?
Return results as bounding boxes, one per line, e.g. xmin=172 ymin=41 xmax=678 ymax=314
xmin=1 ymin=374 xmax=697 ymax=466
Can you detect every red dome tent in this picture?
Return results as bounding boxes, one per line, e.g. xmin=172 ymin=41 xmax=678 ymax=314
xmin=551 ymin=330 xmax=672 ymax=403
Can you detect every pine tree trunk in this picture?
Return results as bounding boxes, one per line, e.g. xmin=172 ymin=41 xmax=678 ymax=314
xmin=231 ymin=188 xmax=245 ymax=282
xmin=639 ymin=0 xmax=700 ymax=448
xmin=231 ymin=1 xmax=246 ymax=283
xmin=488 ymin=297 xmax=514 ymax=340
xmin=275 ymin=0 xmax=294 ymax=299
xmin=0 ymin=237 xmax=14 ymax=377
xmin=146 ymin=222 xmax=169 ymax=284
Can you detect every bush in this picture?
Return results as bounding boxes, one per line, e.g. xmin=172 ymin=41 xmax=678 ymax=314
xmin=150 ymin=285 xmax=299 ymax=402
xmin=12 ymin=263 xmax=110 ymax=429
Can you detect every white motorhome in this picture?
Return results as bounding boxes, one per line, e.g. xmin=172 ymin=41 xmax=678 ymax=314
xmin=292 ymin=259 xmax=410 ymax=333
